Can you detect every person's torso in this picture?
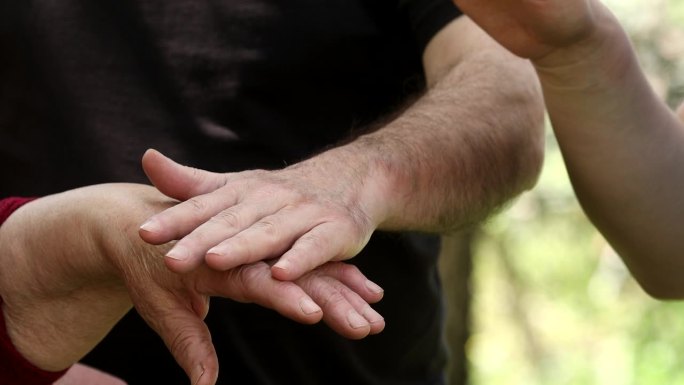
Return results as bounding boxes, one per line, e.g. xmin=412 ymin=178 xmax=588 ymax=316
xmin=0 ymin=1 xmax=458 ymax=383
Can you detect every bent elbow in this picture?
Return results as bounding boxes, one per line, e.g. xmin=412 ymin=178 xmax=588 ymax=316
xmin=639 ymin=279 xmax=684 ymax=301
xmin=612 ymin=244 xmax=684 ymax=300
xmin=632 ymin=265 xmax=684 ymax=300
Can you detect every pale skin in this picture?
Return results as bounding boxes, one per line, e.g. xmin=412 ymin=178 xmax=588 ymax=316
xmin=0 ymin=184 xmax=384 ymax=385
xmin=138 ymin=16 xmax=546 ymax=281
xmin=452 ymin=0 xmax=684 ymax=299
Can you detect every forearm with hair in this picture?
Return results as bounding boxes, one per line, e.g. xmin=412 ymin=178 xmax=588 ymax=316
xmin=338 ymin=47 xmax=544 ymax=232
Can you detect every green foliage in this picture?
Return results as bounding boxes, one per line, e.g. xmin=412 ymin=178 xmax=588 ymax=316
xmin=468 ymin=1 xmax=684 ymax=384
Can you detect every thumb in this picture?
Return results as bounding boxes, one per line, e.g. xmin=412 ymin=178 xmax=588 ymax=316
xmin=134 ymin=293 xmax=219 ymax=385
xmin=141 ymin=149 xmax=227 ymax=200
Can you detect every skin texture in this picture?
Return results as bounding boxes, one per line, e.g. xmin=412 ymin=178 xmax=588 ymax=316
xmin=138 ymin=16 xmax=546 ymax=282
xmin=452 ymin=0 xmax=684 ymax=298
xmin=55 ymin=364 xmax=127 ymax=385
xmin=0 ymin=184 xmax=384 ymax=385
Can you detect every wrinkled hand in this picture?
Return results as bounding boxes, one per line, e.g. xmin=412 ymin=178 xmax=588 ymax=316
xmin=118 ymin=249 xmax=385 ymax=385
xmin=139 ymin=149 xmax=386 ymax=282
xmin=452 ymin=0 xmax=609 ymax=63
xmin=0 ymin=184 xmax=384 ymax=385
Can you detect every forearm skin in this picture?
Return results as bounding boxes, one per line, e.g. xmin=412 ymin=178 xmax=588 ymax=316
xmin=327 ymin=20 xmax=545 ymax=233
xmin=534 ymin=12 xmax=684 ymax=298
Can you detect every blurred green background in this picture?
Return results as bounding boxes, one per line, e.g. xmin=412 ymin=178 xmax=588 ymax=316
xmin=466 ymin=1 xmax=684 ymax=384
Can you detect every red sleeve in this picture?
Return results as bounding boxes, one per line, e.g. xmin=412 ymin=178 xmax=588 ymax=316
xmin=0 ymin=197 xmax=68 ymax=385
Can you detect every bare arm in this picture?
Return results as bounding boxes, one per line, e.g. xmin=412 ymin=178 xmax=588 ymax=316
xmin=454 ymin=0 xmax=684 ymax=298
xmin=538 ymin=19 xmax=684 ymax=299
xmin=139 ymin=16 xmax=545 ymax=280
xmin=353 ymin=16 xmax=545 ymax=231
xmin=0 ymin=184 xmax=384 ymax=384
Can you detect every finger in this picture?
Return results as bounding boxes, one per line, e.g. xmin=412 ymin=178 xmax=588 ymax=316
xmin=313 ymin=262 xmax=385 ymax=304
xmin=205 ymin=206 xmax=317 ymax=271
xmin=140 ymin=149 xmax=234 ymax=246
xmin=196 ymin=262 xmax=324 ymax=325
xmin=302 ymin=263 xmax=385 ymax=335
xmin=295 ymin=273 xmax=381 ymax=340
xmin=139 ymin=186 xmax=241 ymax=246
xmin=141 ymin=149 xmax=229 ymax=201
xmin=336 ymin=286 xmax=385 ymax=336
xmin=272 ymin=222 xmax=366 ymax=281
xmin=134 ymin=293 xmax=219 ymax=385
xmin=165 ymin=199 xmax=288 ymax=273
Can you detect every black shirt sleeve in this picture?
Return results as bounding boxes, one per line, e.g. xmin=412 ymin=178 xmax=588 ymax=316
xmin=398 ymin=0 xmax=463 ymax=53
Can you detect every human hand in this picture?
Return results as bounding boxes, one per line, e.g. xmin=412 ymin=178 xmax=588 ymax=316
xmin=0 ymin=184 xmax=384 ymax=385
xmin=139 ymin=148 xmax=387 ymax=282
xmin=54 ymin=364 xmax=127 ymax=385
xmin=452 ymin=0 xmax=613 ymax=65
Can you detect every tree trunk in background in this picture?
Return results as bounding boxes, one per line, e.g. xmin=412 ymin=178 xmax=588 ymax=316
xmin=438 ymin=230 xmax=474 ymax=385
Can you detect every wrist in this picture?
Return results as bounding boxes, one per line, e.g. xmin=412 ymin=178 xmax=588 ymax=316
xmin=334 ymin=133 xmax=417 ymax=230
xmin=297 ymin=142 xmax=395 ymax=229
xmin=0 ymin=192 xmax=129 ymax=371
xmin=532 ymin=9 xmax=636 ymax=93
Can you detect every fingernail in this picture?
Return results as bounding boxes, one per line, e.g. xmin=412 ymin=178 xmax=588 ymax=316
xmin=206 ymin=246 xmax=224 ymax=257
xmin=299 ymin=298 xmax=322 ymax=315
xmin=347 ymin=310 xmax=369 ymax=329
xmin=365 ymin=279 xmax=384 ymax=294
xmin=166 ymin=246 xmax=190 ymax=261
xmin=273 ymin=259 xmax=290 ymax=272
xmin=361 ymin=305 xmax=384 ymax=324
xmin=139 ymin=219 xmax=162 ymax=233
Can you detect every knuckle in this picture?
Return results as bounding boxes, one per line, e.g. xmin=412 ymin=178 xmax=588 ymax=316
xmin=303 ymin=276 xmax=349 ymax=308
xmin=212 ymin=174 xmax=230 ymax=191
xmin=294 ymin=267 xmax=323 ymax=287
xmin=297 ymin=232 xmax=329 ymax=255
xmin=168 ymin=324 xmax=199 ymax=359
xmin=320 ymin=290 xmax=347 ymax=308
xmin=337 ymin=223 xmax=370 ymax=258
xmin=230 ymin=235 xmax=254 ymax=261
xmin=187 ymin=197 xmax=207 ymax=213
xmin=238 ymin=263 xmax=268 ymax=294
xmin=252 ymin=220 xmax=278 ymax=238
xmin=338 ymin=263 xmax=361 ymax=281
xmin=190 ymin=167 xmax=205 ymax=183
xmin=191 ymin=296 xmax=210 ymax=319
xmin=210 ymin=209 xmax=241 ymax=229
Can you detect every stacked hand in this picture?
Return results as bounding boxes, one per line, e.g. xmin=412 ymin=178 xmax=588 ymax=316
xmin=139 ymin=148 xmax=387 ymax=282
xmin=0 ymin=184 xmax=384 ymax=385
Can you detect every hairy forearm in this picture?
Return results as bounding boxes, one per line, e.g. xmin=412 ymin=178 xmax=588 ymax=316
xmin=332 ymin=46 xmax=544 ymax=232
xmin=533 ymin=14 xmax=684 ymax=298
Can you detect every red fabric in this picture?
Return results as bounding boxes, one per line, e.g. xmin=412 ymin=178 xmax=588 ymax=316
xmin=0 ymin=197 xmax=68 ymax=385
xmin=0 ymin=197 xmax=35 ymax=224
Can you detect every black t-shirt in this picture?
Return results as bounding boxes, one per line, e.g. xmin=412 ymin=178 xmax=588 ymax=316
xmin=1 ymin=1 xmax=462 ymax=383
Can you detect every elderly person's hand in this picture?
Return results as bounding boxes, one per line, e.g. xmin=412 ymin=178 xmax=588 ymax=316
xmin=139 ymin=149 xmax=387 ymax=282
xmin=0 ymin=184 xmax=384 ymax=385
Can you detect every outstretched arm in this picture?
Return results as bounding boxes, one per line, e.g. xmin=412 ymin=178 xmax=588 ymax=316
xmin=139 ymin=15 xmax=545 ymax=281
xmin=0 ymin=184 xmax=384 ymax=385
xmin=453 ymin=0 xmax=684 ymax=298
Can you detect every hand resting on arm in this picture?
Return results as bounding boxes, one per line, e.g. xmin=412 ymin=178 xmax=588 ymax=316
xmin=0 ymin=184 xmax=384 ymax=385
